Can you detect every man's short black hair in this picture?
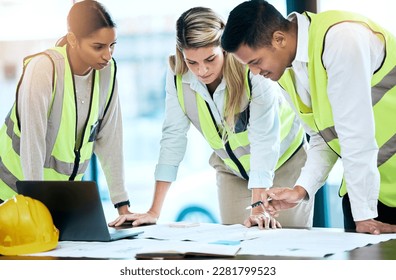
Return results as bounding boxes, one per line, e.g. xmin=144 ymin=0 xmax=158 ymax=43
xmin=222 ymin=0 xmax=290 ymax=52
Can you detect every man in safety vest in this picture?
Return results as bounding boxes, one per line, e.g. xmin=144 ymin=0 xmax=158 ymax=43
xmin=221 ymin=0 xmax=396 ymax=234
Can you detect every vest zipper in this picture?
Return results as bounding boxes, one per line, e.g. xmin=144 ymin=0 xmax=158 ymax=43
xmin=205 ymin=102 xmax=249 ymax=180
xmin=68 ymin=59 xmax=95 ymax=180
xmin=69 ymin=70 xmax=80 ymax=180
xmin=224 ymin=141 xmax=249 ymax=180
xmin=69 ymin=149 xmax=81 ymax=181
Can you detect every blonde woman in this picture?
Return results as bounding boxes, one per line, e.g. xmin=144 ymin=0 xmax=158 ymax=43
xmin=110 ymin=7 xmax=313 ymax=229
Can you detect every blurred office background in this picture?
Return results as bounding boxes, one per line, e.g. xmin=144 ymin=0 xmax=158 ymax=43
xmin=0 ymin=0 xmax=394 ymax=226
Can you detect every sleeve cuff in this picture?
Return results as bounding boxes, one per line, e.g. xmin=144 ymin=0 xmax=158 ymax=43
xmin=295 ymin=175 xmax=324 ymax=201
xmin=154 ymin=164 xmax=179 ymax=182
xmin=248 ymin=170 xmax=274 ymax=189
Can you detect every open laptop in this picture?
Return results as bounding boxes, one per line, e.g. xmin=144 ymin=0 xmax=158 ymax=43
xmin=16 ymin=180 xmax=143 ymax=242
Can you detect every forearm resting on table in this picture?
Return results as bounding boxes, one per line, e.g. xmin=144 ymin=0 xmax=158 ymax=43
xmin=148 ymin=180 xmax=172 ymax=218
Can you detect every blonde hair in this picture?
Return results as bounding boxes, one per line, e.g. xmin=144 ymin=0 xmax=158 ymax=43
xmin=169 ymin=7 xmax=245 ymax=131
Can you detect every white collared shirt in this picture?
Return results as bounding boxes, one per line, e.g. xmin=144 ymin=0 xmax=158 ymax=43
xmin=283 ymin=12 xmax=385 ymax=221
xmin=155 ymin=64 xmax=284 ymax=189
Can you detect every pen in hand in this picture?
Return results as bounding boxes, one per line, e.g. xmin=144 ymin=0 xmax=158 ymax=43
xmin=245 ymin=197 xmax=272 ymax=210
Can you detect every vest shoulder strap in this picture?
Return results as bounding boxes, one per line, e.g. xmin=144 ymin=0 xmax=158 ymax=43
xmin=102 ymin=57 xmax=117 ymax=119
xmin=15 ymin=52 xmax=56 ymax=129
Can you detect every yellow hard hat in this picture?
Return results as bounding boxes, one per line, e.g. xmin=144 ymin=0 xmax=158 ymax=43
xmin=0 ymin=194 xmax=59 ymax=256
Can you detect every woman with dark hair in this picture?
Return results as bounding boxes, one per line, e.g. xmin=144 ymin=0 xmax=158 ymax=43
xmin=110 ymin=7 xmax=313 ymax=229
xmin=0 ymin=0 xmax=132 ymax=219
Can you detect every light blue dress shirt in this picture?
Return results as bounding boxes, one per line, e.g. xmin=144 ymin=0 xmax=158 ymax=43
xmin=155 ymin=65 xmax=284 ymax=189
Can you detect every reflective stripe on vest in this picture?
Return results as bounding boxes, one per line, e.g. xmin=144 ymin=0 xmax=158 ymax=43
xmin=278 ymin=10 xmax=396 ymax=207
xmin=0 ymin=45 xmax=116 ymax=201
xmin=176 ymin=68 xmax=304 ymax=179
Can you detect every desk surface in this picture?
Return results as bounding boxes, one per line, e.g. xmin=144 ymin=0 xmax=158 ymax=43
xmin=329 ymin=237 xmax=396 ymax=260
xmin=1 ymin=225 xmax=396 ymax=260
xmin=1 ymin=237 xmax=395 ymax=260
xmin=234 ymin=238 xmax=396 ymax=260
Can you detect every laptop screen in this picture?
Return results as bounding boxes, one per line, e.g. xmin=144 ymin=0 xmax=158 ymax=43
xmin=16 ymin=180 xmax=142 ymax=241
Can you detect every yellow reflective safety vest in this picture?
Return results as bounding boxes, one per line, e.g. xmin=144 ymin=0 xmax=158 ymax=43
xmin=278 ymin=11 xmax=396 ymax=207
xmin=176 ymin=68 xmax=304 ymax=180
xmin=0 ymin=45 xmax=116 ymax=201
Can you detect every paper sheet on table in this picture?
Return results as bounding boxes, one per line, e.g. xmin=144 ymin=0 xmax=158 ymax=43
xmin=25 ymin=224 xmax=396 ymax=259
xmin=238 ymin=228 xmax=396 ymax=257
xmin=137 ymin=223 xmax=264 ymax=242
xmin=25 ymin=239 xmax=240 ymax=259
